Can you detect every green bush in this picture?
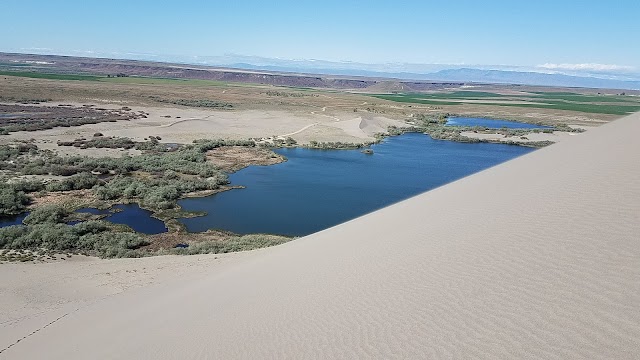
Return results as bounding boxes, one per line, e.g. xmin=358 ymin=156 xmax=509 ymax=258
xmin=150 ymin=97 xmax=233 ymax=109
xmin=170 ymin=234 xmax=292 ymax=255
xmin=10 ymin=179 xmax=46 ymax=193
xmin=72 ymin=220 xmax=110 ymax=235
xmin=78 ymin=232 xmax=148 ymax=258
xmin=0 ymin=145 xmax=20 ymax=161
xmin=305 ymin=141 xmax=367 ymax=149
xmin=45 ymin=172 xmax=101 ymax=192
xmin=95 ymin=175 xmax=223 ymax=209
xmin=0 ymin=220 xmax=148 ymax=258
xmin=0 ymin=225 xmax=28 ymax=247
xmin=22 ymin=223 xmax=79 ymax=250
xmin=23 ymin=205 xmax=69 ymax=225
xmin=0 ymin=186 xmax=30 ymax=215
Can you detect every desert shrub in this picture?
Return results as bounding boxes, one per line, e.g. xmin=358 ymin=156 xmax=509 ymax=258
xmin=45 ymin=172 xmax=101 ymax=192
xmin=21 ymin=223 xmax=78 ymax=250
xmin=67 ymin=148 xmax=225 ymax=177
xmin=16 ymin=143 xmax=38 ymax=153
xmin=414 ymin=113 xmax=449 ymax=125
xmin=9 ymin=179 xmax=46 ymax=193
xmin=58 ymin=136 xmax=136 ymax=149
xmin=95 ymin=175 xmax=223 ymax=209
xmin=0 ymin=225 xmax=28 ymax=247
xmin=48 ymin=164 xmax=80 ymax=176
xmin=77 ymin=232 xmax=148 ymax=258
xmin=164 ymin=170 xmax=179 ymax=180
xmin=134 ymin=138 xmax=162 ymax=151
xmin=72 ymin=220 xmax=110 ymax=235
xmin=0 ymin=220 xmax=147 ymax=258
xmin=0 ymin=145 xmax=19 ymax=161
xmin=171 ymin=234 xmax=292 ymax=255
xmin=285 ymin=137 xmax=297 ymax=146
xmin=192 ymin=139 xmax=255 ymax=152
xmin=23 ymin=205 xmax=69 ymax=225
xmin=305 ymin=141 xmax=367 ymax=149
xmin=5 ymin=138 xmax=243 ymax=211
xmin=151 ymin=97 xmax=233 ymax=109
xmin=0 ymin=186 xmax=30 ymax=215
xmin=16 ymin=138 xmax=241 ymax=180
xmin=143 ymin=185 xmax=180 ymax=209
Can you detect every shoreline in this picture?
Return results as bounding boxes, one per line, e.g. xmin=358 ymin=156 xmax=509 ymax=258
xmin=1 ymin=120 xmax=584 ymax=259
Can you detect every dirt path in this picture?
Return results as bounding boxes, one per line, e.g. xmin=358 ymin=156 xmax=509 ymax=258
xmin=160 ymin=115 xmax=215 ymax=128
xmin=281 ymin=122 xmax=320 ymax=137
xmin=310 ymin=111 xmax=341 ymax=122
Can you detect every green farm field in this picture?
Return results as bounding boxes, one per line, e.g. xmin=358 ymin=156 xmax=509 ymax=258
xmin=369 ymin=91 xmax=640 ymax=115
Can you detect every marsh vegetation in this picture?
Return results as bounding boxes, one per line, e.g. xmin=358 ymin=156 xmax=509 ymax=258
xmin=0 ymin=138 xmax=295 ymax=259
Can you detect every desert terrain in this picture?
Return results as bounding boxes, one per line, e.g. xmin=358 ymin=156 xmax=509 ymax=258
xmin=1 ymin=108 xmax=638 ymax=359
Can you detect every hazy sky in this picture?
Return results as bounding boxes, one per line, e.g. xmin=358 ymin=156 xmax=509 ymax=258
xmin=2 ymin=0 xmax=639 ymax=71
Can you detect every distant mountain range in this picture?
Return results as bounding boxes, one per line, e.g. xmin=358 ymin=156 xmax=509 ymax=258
xmin=226 ymin=64 xmax=640 ymax=90
xmin=424 ymin=68 xmax=640 ymax=90
xmin=219 ymin=58 xmax=640 ymax=90
xmin=2 ymin=50 xmax=639 ymax=90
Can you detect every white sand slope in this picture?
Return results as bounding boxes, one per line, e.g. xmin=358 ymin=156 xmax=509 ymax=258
xmin=3 ymin=113 xmax=640 ymax=359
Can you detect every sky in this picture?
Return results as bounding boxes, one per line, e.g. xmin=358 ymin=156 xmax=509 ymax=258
xmin=2 ymin=0 xmax=639 ymax=74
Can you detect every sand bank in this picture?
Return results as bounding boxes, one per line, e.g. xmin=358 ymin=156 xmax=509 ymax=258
xmin=2 ymin=113 xmax=639 ymax=359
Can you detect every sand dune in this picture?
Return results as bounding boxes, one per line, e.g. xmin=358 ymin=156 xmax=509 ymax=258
xmin=2 ymin=113 xmax=640 ymax=359
xmin=325 ymin=115 xmax=399 ymax=139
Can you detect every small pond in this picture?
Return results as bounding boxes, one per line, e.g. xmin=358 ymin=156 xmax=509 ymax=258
xmin=0 ymin=213 xmax=29 ymax=227
xmin=446 ymin=117 xmax=551 ymax=129
xmin=76 ymin=204 xmax=167 ymax=234
xmin=0 ymin=204 xmax=167 ymax=235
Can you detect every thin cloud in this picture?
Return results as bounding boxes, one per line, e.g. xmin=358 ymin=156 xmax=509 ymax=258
xmin=537 ymin=63 xmax=635 ymax=72
xmin=71 ymin=50 xmax=97 ymax=54
xmin=19 ymin=47 xmax=53 ymax=52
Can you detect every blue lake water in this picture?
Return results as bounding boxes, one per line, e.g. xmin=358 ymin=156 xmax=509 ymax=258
xmin=0 ymin=204 xmax=167 ymax=234
xmin=178 ymin=133 xmax=534 ymax=236
xmin=446 ymin=117 xmax=550 ymax=129
xmin=1 ymin=131 xmax=536 ymax=236
xmin=0 ymin=213 xmax=29 ymax=227
xmin=77 ymin=204 xmax=167 ymax=234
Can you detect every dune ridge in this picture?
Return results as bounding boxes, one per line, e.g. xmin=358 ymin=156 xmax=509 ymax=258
xmin=2 ymin=113 xmax=640 ymax=359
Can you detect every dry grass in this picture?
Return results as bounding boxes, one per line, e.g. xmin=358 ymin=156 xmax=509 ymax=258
xmin=205 ymin=146 xmax=286 ymax=172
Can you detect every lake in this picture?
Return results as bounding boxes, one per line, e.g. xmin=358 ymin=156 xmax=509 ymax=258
xmin=446 ymin=117 xmax=550 ymax=129
xmin=178 ymin=132 xmax=534 ymax=236
xmin=1 ymin=129 xmax=537 ymax=237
